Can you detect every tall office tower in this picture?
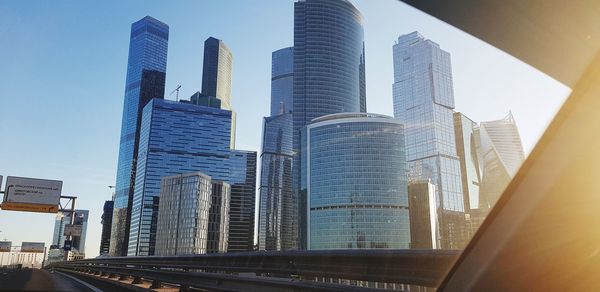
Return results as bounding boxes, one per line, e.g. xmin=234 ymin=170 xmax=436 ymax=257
xmin=111 ymin=16 xmax=169 ymax=256
xmin=258 ymin=113 xmax=293 ymax=251
xmin=305 ymin=113 xmax=409 ymax=250
xmin=392 ymin=31 xmax=466 ymax=249
xmin=155 ymin=172 xmax=213 ymax=256
xmin=99 ymin=200 xmax=114 ymax=255
xmin=207 ymin=181 xmax=231 ymax=253
xmin=128 ymin=99 xmax=232 ymax=256
xmin=454 ymin=112 xmax=483 ymax=237
xmin=258 ymin=47 xmax=295 ymax=251
xmin=202 ymin=37 xmax=233 ymax=110
xmin=293 ymin=0 xmax=366 ymax=249
xmin=270 ymin=47 xmax=294 ymax=116
xmin=475 ymin=112 xmax=525 ymax=210
xmin=52 ymin=210 xmax=89 ymax=255
xmin=227 ymin=150 xmax=257 ymax=252
xmin=408 ymin=180 xmax=439 ymax=249
xmin=202 ymin=37 xmax=236 ymax=148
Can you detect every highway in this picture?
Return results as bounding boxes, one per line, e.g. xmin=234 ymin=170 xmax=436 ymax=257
xmin=0 ymin=268 xmax=128 ymax=291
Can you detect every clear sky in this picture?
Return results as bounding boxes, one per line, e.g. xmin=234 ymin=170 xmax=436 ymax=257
xmin=0 ymin=0 xmax=570 ymax=258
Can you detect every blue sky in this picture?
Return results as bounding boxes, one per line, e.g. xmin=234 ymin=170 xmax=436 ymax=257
xmin=0 ymin=0 xmax=570 ymax=258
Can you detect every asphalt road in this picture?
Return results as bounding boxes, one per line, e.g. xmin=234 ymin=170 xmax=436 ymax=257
xmin=0 ymin=268 xmax=128 ymax=291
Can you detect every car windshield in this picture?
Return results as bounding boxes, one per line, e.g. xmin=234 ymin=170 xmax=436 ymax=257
xmin=0 ymin=0 xmax=585 ymax=291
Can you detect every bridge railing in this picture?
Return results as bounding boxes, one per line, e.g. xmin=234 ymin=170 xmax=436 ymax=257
xmin=47 ymin=249 xmax=459 ymax=291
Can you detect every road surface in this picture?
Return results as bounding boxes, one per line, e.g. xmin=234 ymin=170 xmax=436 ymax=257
xmin=0 ymin=268 xmax=129 ymax=291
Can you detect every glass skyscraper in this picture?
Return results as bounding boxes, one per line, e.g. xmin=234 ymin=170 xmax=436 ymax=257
xmin=475 ymin=112 xmax=525 ymax=209
xmin=258 ymin=46 xmax=295 ymax=251
xmin=202 ymin=37 xmax=233 ymax=110
xmin=111 ymin=16 xmax=169 ymax=256
xmin=270 ymin=47 xmax=294 ymax=116
xmin=305 ymin=113 xmax=409 ymax=250
xmin=258 ymin=113 xmax=293 ymax=251
xmin=293 ymin=0 xmax=366 ymax=249
xmin=202 ymin=37 xmax=236 ymax=148
xmin=227 ymin=150 xmax=257 ymax=252
xmin=454 ymin=112 xmax=481 ymax=212
xmin=128 ymin=99 xmax=232 ymax=256
xmin=392 ymin=31 xmax=466 ymax=249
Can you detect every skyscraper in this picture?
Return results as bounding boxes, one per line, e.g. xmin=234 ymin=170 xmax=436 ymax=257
xmin=454 ymin=112 xmax=481 ymax=212
xmin=202 ymin=37 xmax=233 ymax=110
xmin=111 ymin=16 xmax=169 ymax=256
xmin=475 ymin=112 xmax=525 ymax=209
xmin=293 ymin=0 xmax=367 ymax=249
xmin=258 ymin=47 xmax=295 ymax=251
xmin=258 ymin=113 xmax=294 ymax=251
xmin=99 ymin=200 xmax=114 ymax=255
xmin=227 ymin=150 xmax=257 ymax=252
xmin=202 ymin=37 xmax=236 ymax=148
xmin=305 ymin=113 xmax=409 ymax=250
xmin=155 ymin=172 xmax=213 ymax=256
xmin=128 ymin=99 xmax=232 ymax=256
xmin=270 ymin=47 xmax=294 ymax=116
xmin=392 ymin=31 xmax=466 ymax=249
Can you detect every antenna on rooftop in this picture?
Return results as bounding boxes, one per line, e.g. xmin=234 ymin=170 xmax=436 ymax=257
xmin=170 ymin=84 xmax=182 ymax=101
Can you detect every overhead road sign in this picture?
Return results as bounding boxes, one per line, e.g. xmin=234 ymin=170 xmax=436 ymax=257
xmin=1 ymin=176 xmax=62 ymax=213
xmin=21 ymin=242 xmax=45 ymax=253
xmin=64 ymin=224 xmax=82 ymax=237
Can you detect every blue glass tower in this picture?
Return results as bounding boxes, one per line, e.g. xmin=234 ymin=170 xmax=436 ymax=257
xmin=258 ymin=113 xmax=293 ymax=250
xmin=227 ymin=150 xmax=257 ymax=252
xmin=293 ymin=0 xmax=367 ymax=249
xmin=392 ymin=31 xmax=466 ymax=249
xmin=111 ymin=16 xmax=168 ymax=256
xmin=270 ymin=47 xmax=294 ymax=116
xmin=258 ymin=46 xmax=295 ymax=251
xmin=306 ymin=113 xmax=409 ymax=250
xmin=128 ymin=99 xmax=232 ymax=256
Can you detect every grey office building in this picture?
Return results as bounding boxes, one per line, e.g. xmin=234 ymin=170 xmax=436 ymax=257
xmin=293 ymin=0 xmax=367 ymax=249
xmin=392 ymin=31 xmax=467 ymax=249
xmin=155 ymin=173 xmax=212 ymax=256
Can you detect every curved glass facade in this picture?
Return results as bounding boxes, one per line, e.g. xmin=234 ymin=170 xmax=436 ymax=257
xmin=271 ymin=47 xmax=294 ymax=116
xmin=258 ymin=113 xmax=294 ymax=250
xmin=293 ymin=0 xmax=366 ymax=249
xmin=306 ymin=113 xmax=409 ymax=250
xmin=111 ymin=16 xmax=168 ymax=256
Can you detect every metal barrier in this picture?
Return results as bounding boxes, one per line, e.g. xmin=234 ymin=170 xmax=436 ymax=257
xmin=48 ymin=249 xmax=459 ymax=291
